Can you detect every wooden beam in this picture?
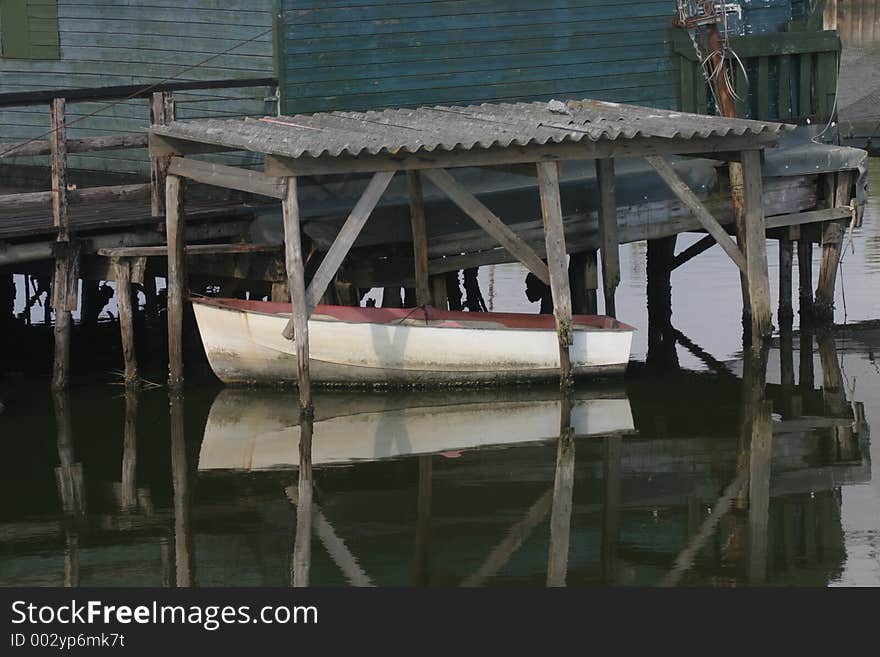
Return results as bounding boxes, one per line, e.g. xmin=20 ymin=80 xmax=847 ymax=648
xmin=0 ymin=134 xmax=148 ymax=159
xmin=168 ymin=157 xmax=285 ymax=199
xmin=423 ymin=167 xmax=550 ymax=285
xmin=165 ymin=174 xmax=186 ymax=390
xmin=645 ymin=155 xmax=748 ymax=274
xmin=112 ymin=258 xmax=138 ymax=389
xmin=265 ymin=133 xmax=782 ymax=177
xmin=0 ymin=183 xmax=151 ymax=211
xmin=407 ymin=171 xmax=431 ymax=307
xmin=98 ymin=243 xmax=279 ymax=258
xmin=741 ymin=150 xmax=773 ymax=341
xmin=537 ymin=162 xmax=574 ymax=383
xmin=281 ymin=178 xmax=313 ymax=411
xmin=596 ymin=158 xmax=619 ymax=317
xmin=670 ymin=234 xmax=717 ymax=270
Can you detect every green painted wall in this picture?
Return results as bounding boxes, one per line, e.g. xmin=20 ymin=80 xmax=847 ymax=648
xmin=277 ymin=0 xmax=679 ymax=115
xmin=0 ymin=1 xmax=275 ymax=174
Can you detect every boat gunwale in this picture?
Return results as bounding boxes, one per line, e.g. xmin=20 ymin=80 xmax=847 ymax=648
xmin=191 ymin=296 xmax=636 ymax=333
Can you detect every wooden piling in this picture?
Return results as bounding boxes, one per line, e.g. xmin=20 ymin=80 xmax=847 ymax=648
xmin=430 ymin=275 xmax=448 ymax=311
xmin=165 ymin=174 xmax=186 ymax=390
xmin=50 ymin=97 xmax=73 ymax=391
xmin=741 ymin=150 xmax=773 ymax=344
xmin=747 ymin=398 xmax=773 ymax=584
xmin=537 ymin=162 xmax=574 ymax=385
xmin=281 ymin=178 xmax=312 ymax=412
xmin=646 ymin=236 xmax=679 ymax=371
xmin=407 ymin=171 xmax=431 ymax=307
xmin=815 ymin=171 xmax=852 ymax=321
xmin=798 ymin=237 xmax=815 ymax=321
xmin=778 ymin=236 xmax=794 ymax=330
xmin=568 ymin=251 xmax=598 ymax=315
xmin=596 ymin=158 xmax=620 ymax=317
xmin=112 ymin=258 xmax=138 ymax=389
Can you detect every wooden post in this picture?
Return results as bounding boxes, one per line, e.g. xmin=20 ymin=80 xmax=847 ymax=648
xmin=798 ymin=236 xmax=814 ymax=321
xmin=292 ymin=412 xmax=314 ymax=587
xmin=414 ymin=455 xmax=432 ymax=587
xmin=150 ymin=91 xmax=175 ymax=216
xmin=408 ymin=171 xmax=431 ymax=307
xmin=815 ymin=172 xmax=852 ymax=321
xmin=382 ymin=287 xmax=402 ymax=308
xmin=282 ymin=178 xmax=312 ymax=412
xmin=568 ymin=251 xmax=598 ymax=315
xmin=50 ymin=98 xmax=73 ymax=391
xmin=778 ymin=236 xmax=794 ymax=330
xmin=596 ymin=158 xmax=619 ymax=317
xmin=165 ymin=174 xmax=186 ymax=390
xmin=547 ymin=395 xmax=575 ymax=587
xmin=112 ymin=258 xmax=139 ymax=389
xmin=537 ymin=162 xmax=574 ymax=385
xmin=430 ymin=275 xmax=448 ymax=311
xmin=740 ymin=150 xmax=772 ymax=344
xmin=646 ymin=236 xmax=679 ymax=371
xmin=170 ymin=392 xmax=195 ymax=586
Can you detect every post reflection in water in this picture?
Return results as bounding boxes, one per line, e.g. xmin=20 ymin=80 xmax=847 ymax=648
xmin=291 ymin=411 xmax=314 ymax=588
xmin=4 ymin=331 xmax=872 ymax=588
xmin=546 ymin=394 xmax=575 ymax=587
xmin=170 ymin=392 xmax=196 ymax=587
xmin=53 ymin=391 xmax=84 ymax=588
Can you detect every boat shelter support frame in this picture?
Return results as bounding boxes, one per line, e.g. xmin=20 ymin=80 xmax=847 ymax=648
xmin=152 ymin=100 xmax=788 ymax=384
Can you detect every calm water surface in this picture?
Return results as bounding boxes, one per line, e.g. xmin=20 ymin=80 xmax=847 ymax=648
xmin=1 ymin=161 xmax=878 ymax=587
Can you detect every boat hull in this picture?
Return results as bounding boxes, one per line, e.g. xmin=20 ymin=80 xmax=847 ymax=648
xmin=192 ymin=298 xmax=633 ymax=386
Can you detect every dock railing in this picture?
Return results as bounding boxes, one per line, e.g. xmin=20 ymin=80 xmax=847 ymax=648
xmin=0 ymin=77 xmax=277 ymax=220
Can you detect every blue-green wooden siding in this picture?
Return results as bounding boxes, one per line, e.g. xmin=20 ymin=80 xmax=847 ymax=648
xmin=0 ymin=1 xmax=275 ymax=174
xmin=277 ymin=0 xmax=679 ymax=115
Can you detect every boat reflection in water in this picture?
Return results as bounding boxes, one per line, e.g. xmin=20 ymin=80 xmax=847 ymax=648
xmin=198 ymin=388 xmax=635 ymax=472
xmin=0 ymin=331 xmax=872 ymax=587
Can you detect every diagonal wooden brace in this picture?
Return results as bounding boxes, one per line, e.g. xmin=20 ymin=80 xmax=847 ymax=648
xmin=645 ymin=155 xmax=748 ymax=274
xmin=422 ymin=168 xmax=551 ymax=285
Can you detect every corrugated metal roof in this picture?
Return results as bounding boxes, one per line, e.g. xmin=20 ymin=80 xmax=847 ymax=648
xmin=151 ymin=98 xmax=793 ymax=160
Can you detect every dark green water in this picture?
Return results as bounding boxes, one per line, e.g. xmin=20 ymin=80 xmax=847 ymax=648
xmin=0 ymin=161 xmax=878 ymax=587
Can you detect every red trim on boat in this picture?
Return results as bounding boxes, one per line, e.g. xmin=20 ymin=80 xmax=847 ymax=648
xmin=193 ymin=297 xmax=634 ymax=331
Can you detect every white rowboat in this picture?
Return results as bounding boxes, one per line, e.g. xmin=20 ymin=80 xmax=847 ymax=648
xmin=192 ymin=298 xmax=634 ymax=386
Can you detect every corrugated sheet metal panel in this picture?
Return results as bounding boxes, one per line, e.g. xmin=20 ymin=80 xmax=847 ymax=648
xmin=278 ymin=0 xmax=680 ymax=115
xmin=152 ymin=99 xmax=791 ymax=161
xmin=0 ymin=0 xmax=274 ymax=174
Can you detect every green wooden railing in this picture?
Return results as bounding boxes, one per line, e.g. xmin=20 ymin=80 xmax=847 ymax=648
xmin=671 ymin=29 xmax=841 ymax=123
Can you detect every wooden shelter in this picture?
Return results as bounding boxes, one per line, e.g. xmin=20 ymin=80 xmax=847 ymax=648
xmin=149 ymin=98 xmax=792 ymax=407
